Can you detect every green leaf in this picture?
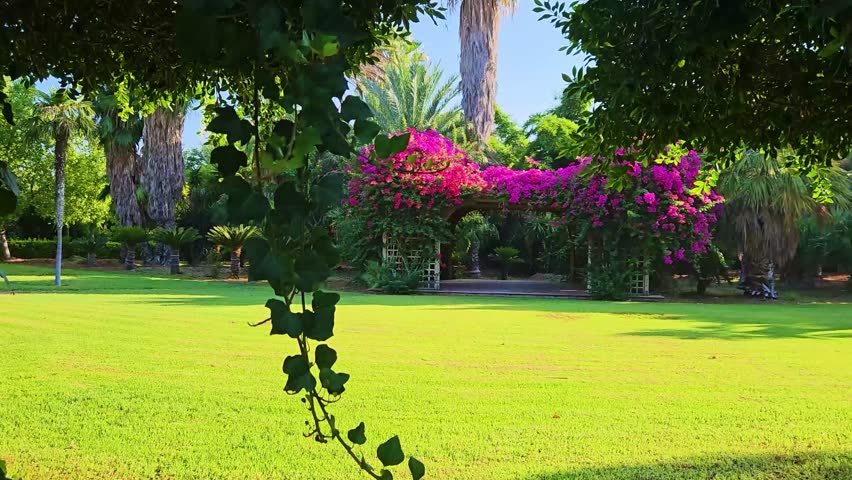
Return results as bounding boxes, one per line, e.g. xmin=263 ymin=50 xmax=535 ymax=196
xmin=266 ymin=299 xmax=303 ymax=338
xmin=374 ymin=132 xmax=410 ymax=158
xmin=0 ymin=160 xmax=20 ymax=196
xmin=207 ymin=106 xmax=252 ymax=144
xmin=819 ymin=39 xmax=843 ymax=58
xmin=378 ymin=470 xmax=393 ymax=480
xmin=310 ymin=34 xmax=340 ymax=58
xmin=273 ymin=181 xmax=308 ymax=216
xmin=313 ymin=172 xmax=343 ymax=207
xmin=0 ymin=188 xmax=16 ymax=216
xmin=294 ymin=251 xmax=333 ymax=294
xmin=305 ymin=304 xmax=334 ymax=341
xmin=347 ymin=422 xmax=366 ymax=445
xmin=314 ymin=344 xmax=337 ymax=369
xmin=211 ymin=145 xmax=248 ymax=176
xmin=677 ymin=59 xmax=686 ymax=68
xmin=285 ymin=127 xmax=322 ymax=170
xmin=340 ymin=96 xmax=373 ymax=122
xmin=306 ymin=290 xmax=337 ymax=341
xmin=237 ymin=192 xmax=270 ymax=223
xmin=282 ymin=355 xmax=316 ymax=394
xmin=354 ymin=119 xmax=381 ymax=146
xmin=319 ymin=367 xmax=349 ymax=394
xmin=0 ymin=92 xmax=13 ymax=125
xmin=312 ymin=291 xmax=340 ymax=309
xmin=377 ymin=436 xmax=405 ymax=467
xmin=408 ymin=457 xmax=425 ymax=480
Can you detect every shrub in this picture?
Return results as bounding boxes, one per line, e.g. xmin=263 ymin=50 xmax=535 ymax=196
xmin=361 ymin=260 xmax=423 ymax=294
xmin=111 ymin=226 xmax=148 ymax=246
xmin=9 ymin=238 xmax=121 ymax=259
xmin=111 ymin=226 xmax=148 ymax=270
xmin=587 ymin=259 xmax=633 ymax=301
xmin=207 ymin=224 xmax=259 ymax=279
xmin=492 ymin=246 xmax=522 ymax=280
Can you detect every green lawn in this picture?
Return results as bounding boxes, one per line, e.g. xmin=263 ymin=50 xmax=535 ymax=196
xmin=1 ymin=264 xmax=850 ymax=480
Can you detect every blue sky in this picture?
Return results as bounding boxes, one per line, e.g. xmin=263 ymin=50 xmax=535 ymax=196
xmin=143 ymin=0 xmax=585 ymax=149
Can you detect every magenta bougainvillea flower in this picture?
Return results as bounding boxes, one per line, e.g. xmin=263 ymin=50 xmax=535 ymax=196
xmin=346 ymin=129 xmax=723 ymax=265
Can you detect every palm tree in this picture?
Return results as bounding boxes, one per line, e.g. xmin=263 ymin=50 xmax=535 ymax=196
xmin=93 ymin=89 xmax=144 ymax=227
xmin=142 ymin=104 xmax=186 ymax=229
xmin=448 ymin=0 xmax=517 ymax=143
xmin=23 ymin=89 xmax=94 ymax=286
xmin=111 ymin=226 xmax=148 ymax=270
xmin=717 ymin=150 xmax=852 ymax=284
xmin=151 ymin=226 xmax=201 ymax=274
xmin=456 ymin=212 xmax=498 ymax=278
xmin=207 ymin=224 xmax=259 ymax=279
xmin=358 ymin=41 xmax=467 ymax=142
xmin=142 ymin=103 xmax=187 ymax=264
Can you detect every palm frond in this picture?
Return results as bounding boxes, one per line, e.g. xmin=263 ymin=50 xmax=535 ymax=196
xmin=207 ymin=224 xmax=259 ymax=250
xmin=357 ymin=43 xmax=467 ymax=140
xmin=151 ymin=226 xmax=201 ymax=249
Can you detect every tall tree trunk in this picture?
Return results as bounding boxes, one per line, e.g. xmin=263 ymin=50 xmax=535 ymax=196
xmin=54 ymin=128 xmax=69 ymax=286
xmin=0 ymin=228 xmax=10 ymax=260
xmin=142 ymin=106 xmax=185 ymax=264
xmin=106 ymin=143 xmax=144 ymax=226
xmin=468 ymin=240 xmax=482 ymax=278
xmin=459 ymin=0 xmax=500 ymax=143
xmin=230 ymin=248 xmax=241 ymax=279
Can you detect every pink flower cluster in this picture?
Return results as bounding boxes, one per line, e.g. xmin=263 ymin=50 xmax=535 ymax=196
xmin=346 ymin=130 xmax=723 ymax=264
xmin=346 ymin=129 xmax=486 ymax=213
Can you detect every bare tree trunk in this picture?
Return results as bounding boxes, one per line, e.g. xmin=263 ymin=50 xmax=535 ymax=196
xmin=230 ymin=248 xmax=241 ymax=279
xmin=106 ymin=143 xmax=144 ymax=226
xmin=0 ymin=228 xmax=10 ymax=260
xmin=54 ymin=128 xmax=69 ymax=286
xmin=459 ymin=0 xmax=500 ymax=143
xmin=142 ymin=106 xmax=185 ymax=264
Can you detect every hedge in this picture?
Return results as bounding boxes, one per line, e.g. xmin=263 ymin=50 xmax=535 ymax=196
xmin=8 ymin=239 xmax=123 ymax=259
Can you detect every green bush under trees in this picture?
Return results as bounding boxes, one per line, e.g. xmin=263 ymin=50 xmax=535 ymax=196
xmin=9 ymin=238 xmax=121 ymax=259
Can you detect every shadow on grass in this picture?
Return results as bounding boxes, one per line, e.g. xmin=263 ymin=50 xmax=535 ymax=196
xmin=527 ymin=451 xmax=852 ymax=480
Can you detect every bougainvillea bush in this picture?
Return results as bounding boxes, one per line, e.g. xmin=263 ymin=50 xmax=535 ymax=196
xmin=344 ymin=129 xmax=723 ymax=272
xmin=344 ymin=129 xmax=486 ymax=250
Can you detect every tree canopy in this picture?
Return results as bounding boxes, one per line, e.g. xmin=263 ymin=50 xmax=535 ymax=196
xmin=539 ymin=0 xmax=852 ymax=166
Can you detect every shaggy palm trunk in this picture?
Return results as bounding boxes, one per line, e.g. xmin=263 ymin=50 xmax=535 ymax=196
xmin=54 ymin=127 xmax=69 ymax=286
xmin=170 ymin=252 xmax=180 ymax=274
xmin=230 ymin=248 xmax=242 ymax=279
xmin=459 ymin=0 xmax=500 ymax=143
xmin=468 ymin=240 xmax=482 ymax=278
xmin=106 ymin=143 xmax=144 ymax=226
xmin=86 ymin=253 xmax=96 ymax=266
xmin=0 ymin=229 xmax=10 ymax=260
xmin=142 ymin=106 xmax=185 ymax=264
xmin=125 ymin=246 xmax=136 ymax=270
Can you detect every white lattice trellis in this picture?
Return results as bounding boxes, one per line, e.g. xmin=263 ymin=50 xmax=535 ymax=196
xmin=586 ymin=246 xmax=650 ymax=296
xmin=382 ymin=234 xmax=441 ymax=290
xmin=629 ymin=258 xmax=650 ymax=296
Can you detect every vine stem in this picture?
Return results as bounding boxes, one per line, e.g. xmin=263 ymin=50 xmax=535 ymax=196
xmin=295 ymin=292 xmax=381 ymax=480
xmin=313 ymin=387 xmax=382 ymax=480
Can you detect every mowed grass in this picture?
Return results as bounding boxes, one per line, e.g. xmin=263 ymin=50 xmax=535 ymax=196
xmin=1 ymin=264 xmax=850 ymax=480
